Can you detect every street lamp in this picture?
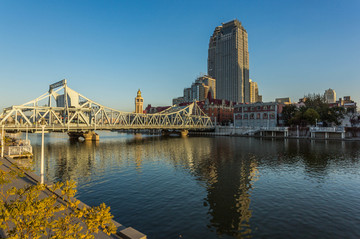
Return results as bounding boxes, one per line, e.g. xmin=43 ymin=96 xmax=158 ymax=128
xmin=41 ymin=124 xmax=45 ymax=184
xmin=1 ymin=125 xmax=4 ymax=158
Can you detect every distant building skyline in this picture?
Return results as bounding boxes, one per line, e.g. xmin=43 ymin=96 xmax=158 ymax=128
xmin=172 ymin=75 xmax=216 ymax=105
xmin=208 ymin=19 xmax=250 ymax=103
xmin=324 ymin=88 xmax=336 ymax=103
xmin=0 ymin=1 xmax=359 ymax=112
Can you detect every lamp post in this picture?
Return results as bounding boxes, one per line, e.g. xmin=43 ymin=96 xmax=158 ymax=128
xmin=41 ymin=125 xmax=45 ymax=184
xmin=1 ymin=125 xmax=4 ymax=158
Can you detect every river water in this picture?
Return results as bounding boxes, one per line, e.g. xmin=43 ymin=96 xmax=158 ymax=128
xmin=27 ymin=132 xmax=360 ymax=238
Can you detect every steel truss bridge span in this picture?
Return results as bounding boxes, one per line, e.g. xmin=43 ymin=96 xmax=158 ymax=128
xmin=0 ymin=80 xmax=214 ymax=135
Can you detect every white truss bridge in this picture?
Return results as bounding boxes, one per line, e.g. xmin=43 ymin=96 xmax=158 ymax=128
xmin=0 ymin=80 xmax=214 ymax=134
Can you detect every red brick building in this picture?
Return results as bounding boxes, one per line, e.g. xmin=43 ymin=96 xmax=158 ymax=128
xmin=144 ymin=104 xmax=170 ymax=114
xmin=179 ymin=98 xmax=235 ymax=126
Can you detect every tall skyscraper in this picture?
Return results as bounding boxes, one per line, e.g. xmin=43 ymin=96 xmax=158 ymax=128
xmin=208 ymin=19 xmax=250 ymax=103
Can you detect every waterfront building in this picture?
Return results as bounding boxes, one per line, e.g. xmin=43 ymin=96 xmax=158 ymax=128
xmin=179 ymin=98 xmax=234 ymax=125
xmin=324 ymin=88 xmax=336 ymax=103
xmin=208 ymin=19 xmax=250 ymax=103
xmin=202 ymin=98 xmax=234 ymax=125
xmin=234 ymin=102 xmax=284 ymax=127
xmin=135 ymin=89 xmax=144 ymax=113
xmin=144 ymin=104 xmax=170 ymax=114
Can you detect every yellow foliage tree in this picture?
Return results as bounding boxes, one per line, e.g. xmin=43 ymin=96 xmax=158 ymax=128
xmin=0 ymin=162 xmax=116 ymax=238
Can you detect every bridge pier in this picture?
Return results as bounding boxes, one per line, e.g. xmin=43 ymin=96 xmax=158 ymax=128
xmin=180 ymin=130 xmax=189 ymax=137
xmin=68 ymin=131 xmax=99 ymax=141
xmin=161 ymin=130 xmax=189 ymax=137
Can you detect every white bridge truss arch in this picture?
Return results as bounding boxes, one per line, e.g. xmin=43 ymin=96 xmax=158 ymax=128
xmin=0 ymin=80 xmax=214 ymax=132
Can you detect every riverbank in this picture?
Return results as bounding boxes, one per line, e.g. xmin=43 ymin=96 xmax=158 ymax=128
xmin=189 ymin=126 xmax=360 ymax=141
xmin=0 ymin=156 xmax=146 ymax=239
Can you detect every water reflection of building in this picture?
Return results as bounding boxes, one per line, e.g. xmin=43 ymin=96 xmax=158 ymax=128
xmin=32 ymin=134 xmax=260 ymax=238
xmin=125 ymin=136 xmax=260 ymax=238
xmin=29 ymin=133 xmax=360 ymax=238
xmin=195 ymin=143 xmax=259 ymax=238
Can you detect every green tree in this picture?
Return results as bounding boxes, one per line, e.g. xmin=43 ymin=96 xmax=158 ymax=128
xmin=303 ymin=93 xmax=327 ymax=111
xmin=282 ymin=104 xmax=298 ymax=126
xmin=285 ymin=93 xmax=345 ymax=126
xmin=303 ymin=108 xmax=320 ymax=126
xmin=0 ymin=162 xmax=116 ymax=238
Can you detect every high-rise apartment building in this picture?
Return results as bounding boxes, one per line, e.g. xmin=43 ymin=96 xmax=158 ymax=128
xmin=249 ymin=79 xmax=262 ymax=103
xmin=324 ymin=88 xmax=336 ymax=103
xmin=195 ymin=75 xmax=216 ymax=99
xmin=183 ymin=88 xmax=192 ymax=102
xmin=173 ymin=75 xmax=216 ymax=104
xmin=208 ymin=19 xmax=250 ymax=103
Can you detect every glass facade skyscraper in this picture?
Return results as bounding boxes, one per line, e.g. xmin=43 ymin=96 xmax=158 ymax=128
xmin=208 ymin=19 xmax=250 ymax=103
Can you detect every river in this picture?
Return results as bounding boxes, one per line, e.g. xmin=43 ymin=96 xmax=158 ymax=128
xmin=27 ymin=132 xmax=360 ymax=238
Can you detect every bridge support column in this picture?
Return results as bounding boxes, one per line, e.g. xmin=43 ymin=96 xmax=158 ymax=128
xmin=180 ymin=130 xmax=189 ymax=137
xmin=68 ymin=131 xmax=99 ymax=141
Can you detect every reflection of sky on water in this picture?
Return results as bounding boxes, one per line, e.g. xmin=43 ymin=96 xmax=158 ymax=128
xmin=25 ymin=132 xmax=360 ymax=238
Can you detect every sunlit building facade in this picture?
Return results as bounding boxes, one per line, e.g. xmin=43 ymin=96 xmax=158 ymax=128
xmin=135 ymin=89 xmax=144 ymax=113
xmin=208 ymin=19 xmax=250 ymax=103
xmin=324 ymin=88 xmax=336 ymax=103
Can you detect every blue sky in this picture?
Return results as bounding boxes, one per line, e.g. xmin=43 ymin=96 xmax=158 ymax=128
xmin=0 ymin=0 xmax=359 ymax=111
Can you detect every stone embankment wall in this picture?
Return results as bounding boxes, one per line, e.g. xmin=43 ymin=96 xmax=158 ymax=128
xmin=190 ymin=126 xmax=360 ymax=140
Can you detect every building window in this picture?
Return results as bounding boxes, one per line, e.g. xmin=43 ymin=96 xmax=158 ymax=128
xmin=270 ymin=113 xmax=275 ymax=119
xmin=263 ymin=106 xmax=268 ymax=110
xmin=244 ymin=114 xmax=248 ymax=119
xmin=263 ymin=113 xmax=268 ymax=119
xmin=251 ymin=107 xmax=254 ymax=111
xmin=257 ymin=113 xmax=260 ymax=119
xmin=250 ymin=113 xmax=254 ymax=119
xmin=257 ymin=106 xmax=260 ymax=110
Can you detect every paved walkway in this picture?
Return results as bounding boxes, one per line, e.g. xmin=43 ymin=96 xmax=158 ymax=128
xmin=0 ymin=156 xmax=146 ymax=239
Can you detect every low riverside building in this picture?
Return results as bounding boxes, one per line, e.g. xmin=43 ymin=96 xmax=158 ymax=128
xmin=201 ymin=98 xmax=234 ymax=125
xmin=179 ymin=98 xmax=234 ymax=126
xmin=234 ymin=102 xmax=284 ymax=127
xmin=144 ymin=104 xmax=170 ymax=114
